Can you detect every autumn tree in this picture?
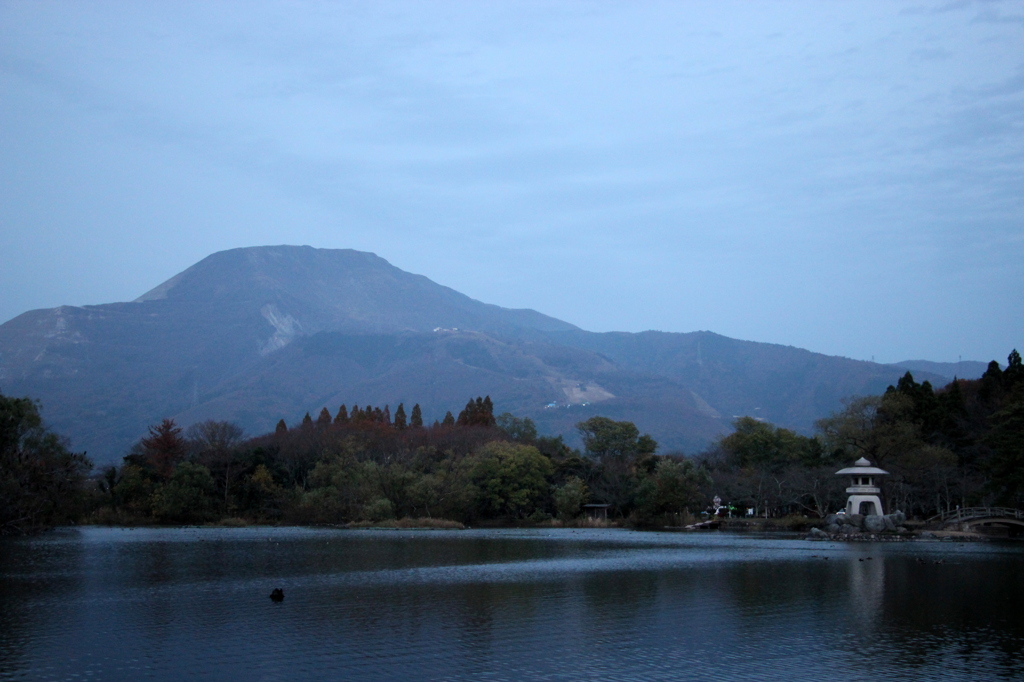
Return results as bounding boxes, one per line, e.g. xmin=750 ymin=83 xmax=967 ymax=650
xmin=141 ymin=419 xmax=187 ymax=479
xmin=334 ymin=405 xmax=349 ymax=425
xmin=317 ymin=408 xmax=332 ymax=427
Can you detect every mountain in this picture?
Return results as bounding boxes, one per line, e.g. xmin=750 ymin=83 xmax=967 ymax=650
xmin=0 ymin=246 xmax=951 ymax=464
xmin=890 ymin=359 xmax=990 ymax=383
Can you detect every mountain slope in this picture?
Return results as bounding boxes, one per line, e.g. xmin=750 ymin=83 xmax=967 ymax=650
xmin=890 ymin=359 xmax=990 ymax=383
xmin=0 ymin=245 xmax=951 ymax=463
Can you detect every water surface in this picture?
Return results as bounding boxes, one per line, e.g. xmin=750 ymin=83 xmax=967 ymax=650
xmin=2 ymin=527 xmax=1022 ymax=681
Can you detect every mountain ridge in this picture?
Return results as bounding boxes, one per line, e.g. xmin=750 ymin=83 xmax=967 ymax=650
xmin=0 ymin=245 xmax=958 ymax=463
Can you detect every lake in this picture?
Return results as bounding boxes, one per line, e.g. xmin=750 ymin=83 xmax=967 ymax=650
xmin=2 ymin=527 xmax=1023 ymax=681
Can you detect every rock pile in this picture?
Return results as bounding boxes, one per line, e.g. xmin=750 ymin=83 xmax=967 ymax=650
xmin=815 ymin=510 xmax=908 ymax=538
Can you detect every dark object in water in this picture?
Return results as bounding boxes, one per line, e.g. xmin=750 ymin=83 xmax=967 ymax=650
xmin=270 ymin=588 xmax=284 ymax=602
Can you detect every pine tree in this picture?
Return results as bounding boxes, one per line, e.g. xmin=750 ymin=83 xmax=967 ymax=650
xmin=317 ymin=407 xmax=332 ymax=427
xmin=301 ymin=412 xmax=313 ymax=427
xmin=373 ymin=407 xmax=384 ymax=423
xmin=394 ymin=403 xmax=407 ymax=429
xmin=1006 ymin=349 xmax=1024 ymax=386
xmin=350 ymin=405 xmax=362 ymax=422
xmin=275 ymin=419 xmax=287 ymax=434
xmin=334 ymin=405 xmax=349 ymax=425
xmin=410 ymin=404 xmax=423 ymax=428
xmin=383 ymin=405 xmax=392 ymax=426
xmin=442 ymin=411 xmax=455 ymax=427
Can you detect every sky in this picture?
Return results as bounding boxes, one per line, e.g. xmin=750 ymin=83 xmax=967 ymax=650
xmin=1 ymin=1 xmax=1021 ymax=365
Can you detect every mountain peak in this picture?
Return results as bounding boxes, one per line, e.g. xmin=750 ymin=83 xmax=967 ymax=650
xmin=133 ymin=245 xmax=578 ymax=336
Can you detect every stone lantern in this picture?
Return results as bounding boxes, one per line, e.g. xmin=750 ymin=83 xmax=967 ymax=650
xmin=836 ymin=457 xmax=889 ymax=517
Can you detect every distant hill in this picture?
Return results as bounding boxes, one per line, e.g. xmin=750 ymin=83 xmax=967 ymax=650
xmin=0 ymin=246 xmax=953 ymax=464
xmin=890 ymin=359 xmax=991 ymax=383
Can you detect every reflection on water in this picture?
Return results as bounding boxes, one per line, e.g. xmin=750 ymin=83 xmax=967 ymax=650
xmin=1 ymin=528 xmax=1022 ymax=681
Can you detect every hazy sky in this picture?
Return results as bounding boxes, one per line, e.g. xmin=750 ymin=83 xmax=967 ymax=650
xmin=1 ymin=1 xmax=1021 ymax=364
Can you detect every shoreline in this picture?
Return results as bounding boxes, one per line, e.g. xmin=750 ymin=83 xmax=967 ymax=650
xmin=45 ymin=521 xmax=1018 ymax=542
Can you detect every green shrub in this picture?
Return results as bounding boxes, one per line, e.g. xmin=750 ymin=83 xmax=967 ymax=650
xmin=554 ymin=476 xmax=588 ymax=521
xmin=150 ymin=462 xmax=217 ymax=523
xmin=361 ymin=497 xmax=395 ymax=522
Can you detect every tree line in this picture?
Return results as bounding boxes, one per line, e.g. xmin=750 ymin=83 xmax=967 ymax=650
xmin=2 ymin=349 xmax=1021 ymax=533
xmin=700 ymin=350 xmax=1024 ymax=517
xmin=93 ymin=395 xmax=707 ymax=528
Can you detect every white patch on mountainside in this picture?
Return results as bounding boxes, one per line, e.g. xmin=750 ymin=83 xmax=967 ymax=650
xmin=690 ymin=391 xmax=721 ymax=419
xmin=44 ymin=307 xmax=86 ymax=344
xmin=558 ymin=379 xmax=614 ymax=405
xmin=259 ymin=304 xmax=303 ymax=355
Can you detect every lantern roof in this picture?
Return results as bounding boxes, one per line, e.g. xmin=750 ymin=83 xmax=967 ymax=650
xmin=835 ymin=457 xmax=889 ymax=476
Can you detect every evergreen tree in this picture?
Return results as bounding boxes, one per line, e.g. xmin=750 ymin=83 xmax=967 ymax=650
xmin=301 ymin=412 xmax=313 ymax=427
xmin=1005 ymin=349 xmax=1024 ymax=385
xmin=457 ymin=396 xmax=496 ymax=427
xmin=350 ymin=405 xmax=362 ymax=422
xmin=394 ymin=403 xmax=407 ymax=430
xmin=442 ymin=411 xmax=456 ymax=427
xmin=317 ymin=408 xmax=332 ymax=427
xmin=383 ymin=405 xmax=392 ymax=426
xmin=986 ymin=398 xmax=1024 ymax=506
xmin=275 ymin=419 xmax=287 ymax=434
xmin=457 ymin=398 xmax=474 ymax=426
xmin=979 ymin=360 xmax=1004 ymax=404
xmin=334 ymin=405 xmax=349 ymax=425
xmin=372 ymin=407 xmax=384 ymax=423
xmin=410 ymin=404 xmax=423 ymax=428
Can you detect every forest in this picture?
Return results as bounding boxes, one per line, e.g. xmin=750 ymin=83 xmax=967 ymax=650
xmin=1 ymin=350 xmax=1022 ymax=534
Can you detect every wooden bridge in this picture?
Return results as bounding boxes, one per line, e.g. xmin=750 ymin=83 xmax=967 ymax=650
xmin=926 ymin=507 xmax=1024 ymax=534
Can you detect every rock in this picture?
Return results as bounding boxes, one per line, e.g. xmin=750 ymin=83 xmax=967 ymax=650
xmin=849 ymin=514 xmax=865 ymax=529
xmin=270 ymin=588 xmax=284 ymax=602
xmin=824 ymin=514 xmax=838 ymax=526
xmin=882 ymin=515 xmax=897 ymax=532
xmin=891 ymin=510 xmax=906 ymax=526
xmin=918 ymin=531 xmax=936 ymax=539
xmin=864 ymin=515 xmax=886 ymax=533
xmin=808 ymin=527 xmax=829 ymax=539
xmin=826 ymin=524 xmax=841 ymax=534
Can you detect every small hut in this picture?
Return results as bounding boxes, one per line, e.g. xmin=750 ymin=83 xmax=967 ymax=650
xmin=582 ymin=503 xmax=610 ymax=520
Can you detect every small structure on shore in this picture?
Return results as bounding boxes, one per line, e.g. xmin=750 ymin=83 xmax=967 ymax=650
xmin=582 ymin=503 xmax=610 ymax=520
xmin=836 ymin=457 xmax=889 ymax=517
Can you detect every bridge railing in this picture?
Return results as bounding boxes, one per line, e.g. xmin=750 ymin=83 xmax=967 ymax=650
xmin=926 ymin=507 xmax=1024 ymax=525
